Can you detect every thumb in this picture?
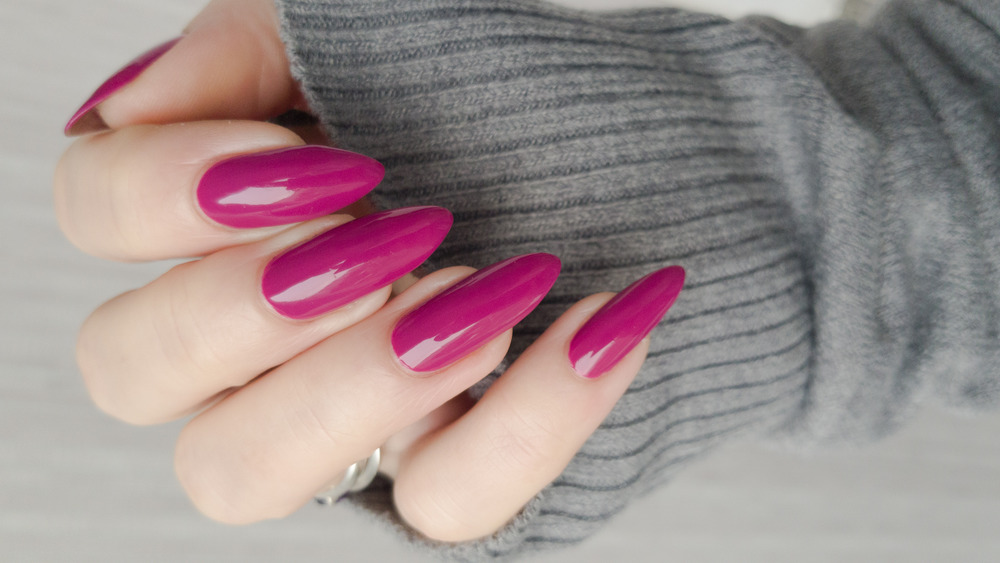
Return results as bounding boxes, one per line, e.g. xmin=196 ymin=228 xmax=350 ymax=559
xmin=65 ymin=0 xmax=300 ymax=135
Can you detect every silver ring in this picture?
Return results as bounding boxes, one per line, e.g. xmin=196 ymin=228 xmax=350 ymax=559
xmin=314 ymin=448 xmax=381 ymax=505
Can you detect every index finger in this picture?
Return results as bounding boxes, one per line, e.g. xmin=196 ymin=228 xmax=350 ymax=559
xmin=55 ymin=122 xmax=382 ymax=261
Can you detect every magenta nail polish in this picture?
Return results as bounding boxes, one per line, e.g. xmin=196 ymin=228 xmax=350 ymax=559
xmin=392 ymin=253 xmax=561 ymax=373
xmin=197 ymin=146 xmax=384 ymax=228
xmin=64 ymin=37 xmax=182 ymax=136
xmin=569 ymin=266 xmax=685 ymax=379
xmin=261 ymin=207 xmax=452 ymax=319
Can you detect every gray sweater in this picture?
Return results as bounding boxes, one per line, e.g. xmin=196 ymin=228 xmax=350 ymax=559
xmin=274 ymin=0 xmax=1000 ymax=559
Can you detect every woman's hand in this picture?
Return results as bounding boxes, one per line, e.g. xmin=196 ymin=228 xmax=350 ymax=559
xmin=55 ymin=0 xmax=682 ymax=543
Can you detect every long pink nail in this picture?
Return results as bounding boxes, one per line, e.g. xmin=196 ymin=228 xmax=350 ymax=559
xmin=392 ymin=253 xmax=561 ymax=373
xmin=197 ymin=146 xmax=384 ymax=228
xmin=64 ymin=37 xmax=182 ymax=136
xmin=569 ymin=266 xmax=685 ymax=379
xmin=261 ymin=207 xmax=452 ymax=320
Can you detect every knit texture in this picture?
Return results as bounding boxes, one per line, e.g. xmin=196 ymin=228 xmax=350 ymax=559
xmin=274 ymin=0 xmax=1000 ymax=559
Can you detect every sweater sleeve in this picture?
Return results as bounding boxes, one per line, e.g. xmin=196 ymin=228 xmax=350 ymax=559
xmin=273 ymin=0 xmax=1000 ymax=559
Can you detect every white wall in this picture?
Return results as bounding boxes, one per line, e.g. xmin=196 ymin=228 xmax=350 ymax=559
xmin=546 ymin=0 xmax=843 ymax=26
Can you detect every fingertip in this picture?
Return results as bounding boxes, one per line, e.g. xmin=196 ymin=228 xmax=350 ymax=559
xmin=260 ymin=207 xmax=453 ymax=321
xmin=64 ymin=36 xmax=183 ymax=136
xmin=568 ymin=266 xmax=685 ymax=380
xmin=64 ymin=108 xmax=110 ymax=137
xmin=195 ymin=145 xmax=384 ymax=230
xmin=67 ymin=0 xmax=298 ymax=132
xmin=390 ymin=254 xmax=560 ymax=374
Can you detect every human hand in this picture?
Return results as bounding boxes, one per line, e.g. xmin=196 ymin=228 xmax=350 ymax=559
xmin=55 ymin=0 xmax=684 ymax=542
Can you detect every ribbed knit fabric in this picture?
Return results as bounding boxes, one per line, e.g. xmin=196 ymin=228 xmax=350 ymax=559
xmin=274 ymin=0 xmax=1000 ymax=559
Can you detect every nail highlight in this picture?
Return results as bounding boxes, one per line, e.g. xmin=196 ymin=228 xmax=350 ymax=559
xmin=392 ymin=253 xmax=562 ymax=373
xmin=197 ymin=146 xmax=384 ymax=228
xmin=64 ymin=37 xmax=182 ymax=136
xmin=261 ymin=207 xmax=452 ymax=320
xmin=569 ymin=266 xmax=685 ymax=379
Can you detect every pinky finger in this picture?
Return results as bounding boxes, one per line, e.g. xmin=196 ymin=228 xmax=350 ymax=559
xmin=393 ymin=267 xmax=685 ymax=542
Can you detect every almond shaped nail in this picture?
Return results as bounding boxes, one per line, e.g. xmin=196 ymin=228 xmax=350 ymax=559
xmin=392 ymin=253 xmax=562 ymax=373
xmin=197 ymin=146 xmax=385 ymax=228
xmin=261 ymin=207 xmax=452 ymax=319
xmin=64 ymin=37 xmax=182 ymax=136
xmin=569 ymin=266 xmax=685 ymax=379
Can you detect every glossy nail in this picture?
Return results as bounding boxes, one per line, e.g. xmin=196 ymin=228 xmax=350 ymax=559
xmin=197 ymin=146 xmax=384 ymax=228
xmin=64 ymin=37 xmax=182 ymax=136
xmin=392 ymin=253 xmax=562 ymax=373
xmin=569 ymin=266 xmax=685 ymax=379
xmin=262 ymin=207 xmax=452 ymax=320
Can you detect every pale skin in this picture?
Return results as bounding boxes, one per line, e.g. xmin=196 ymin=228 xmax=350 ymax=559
xmin=54 ymin=0 xmax=651 ymax=542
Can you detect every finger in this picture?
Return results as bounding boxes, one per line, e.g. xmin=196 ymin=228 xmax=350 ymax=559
xmin=54 ymin=122 xmax=383 ymax=261
xmin=394 ymin=266 xmax=685 ymax=542
xmin=65 ymin=0 xmax=297 ymax=135
xmin=173 ymin=254 xmax=561 ymax=524
xmin=77 ymin=207 xmax=451 ymax=426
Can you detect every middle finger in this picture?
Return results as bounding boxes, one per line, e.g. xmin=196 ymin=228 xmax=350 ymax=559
xmin=77 ymin=207 xmax=452 ymax=425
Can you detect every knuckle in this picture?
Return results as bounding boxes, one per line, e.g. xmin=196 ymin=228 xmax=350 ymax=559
xmin=104 ymin=149 xmax=148 ymax=261
xmin=75 ymin=316 xmax=105 ymax=404
xmin=157 ymin=263 xmax=226 ymax=379
xmin=174 ymin=425 xmax=285 ymax=525
xmin=284 ymin=375 xmax=360 ymax=453
xmin=394 ymin=476 xmax=476 ymax=543
xmin=57 ymin=130 xmax=151 ymax=261
xmin=52 ymin=155 xmax=75 ymax=243
xmin=53 ymin=144 xmax=99 ymax=256
xmin=488 ymin=399 xmax=561 ymax=476
xmin=76 ymin=338 xmax=116 ymax=419
xmin=57 ymin=131 xmax=158 ymax=261
xmin=174 ymin=429 xmax=245 ymax=524
xmin=76 ymin=304 xmax=151 ymax=425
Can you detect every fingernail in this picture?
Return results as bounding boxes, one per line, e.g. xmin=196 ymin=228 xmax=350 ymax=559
xmin=64 ymin=37 xmax=182 ymax=136
xmin=197 ymin=146 xmax=385 ymax=228
xmin=261 ymin=207 xmax=452 ymax=320
xmin=392 ymin=253 xmax=562 ymax=373
xmin=569 ymin=266 xmax=685 ymax=379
